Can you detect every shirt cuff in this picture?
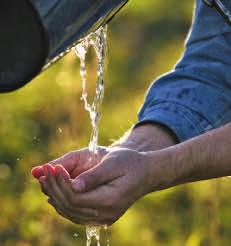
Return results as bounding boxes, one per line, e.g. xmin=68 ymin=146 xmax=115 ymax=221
xmin=136 ymin=102 xmax=213 ymax=142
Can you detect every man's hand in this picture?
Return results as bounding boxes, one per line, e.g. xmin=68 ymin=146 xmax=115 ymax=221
xmin=38 ymin=148 xmax=151 ymax=225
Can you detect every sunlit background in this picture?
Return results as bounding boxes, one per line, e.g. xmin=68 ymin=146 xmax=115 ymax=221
xmin=1 ymin=1 xmax=231 ymax=245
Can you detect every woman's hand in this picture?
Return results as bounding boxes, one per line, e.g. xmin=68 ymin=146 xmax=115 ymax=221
xmin=37 ymin=148 xmax=152 ymax=225
xmin=31 ymin=124 xmax=177 ymax=225
xmin=31 ymin=146 xmax=109 ymax=179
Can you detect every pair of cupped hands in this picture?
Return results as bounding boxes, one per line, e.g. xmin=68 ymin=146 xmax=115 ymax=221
xmin=32 ymin=147 xmax=152 ymax=226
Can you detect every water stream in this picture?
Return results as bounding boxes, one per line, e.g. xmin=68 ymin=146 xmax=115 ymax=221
xmin=75 ymin=26 xmax=108 ymax=246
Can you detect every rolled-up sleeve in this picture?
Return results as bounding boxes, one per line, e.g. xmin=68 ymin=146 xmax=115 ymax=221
xmin=136 ymin=1 xmax=231 ymax=142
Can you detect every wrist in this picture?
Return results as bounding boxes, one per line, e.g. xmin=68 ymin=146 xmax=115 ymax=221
xmin=112 ymin=123 xmax=178 ymax=152
xmin=144 ymin=145 xmax=188 ymax=192
xmin=145 ymin=140 xmax=200 ymax=192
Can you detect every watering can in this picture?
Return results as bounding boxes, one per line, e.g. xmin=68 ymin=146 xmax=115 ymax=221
xmin=203 ymin=0 xmax=231 ymax=24
xmin=0 ymin=0 xmax=128 ymax=92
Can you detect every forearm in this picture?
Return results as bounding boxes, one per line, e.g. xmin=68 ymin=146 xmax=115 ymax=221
xmin=147 ymin=122 xmax=231 ymax=191
xmin=111 ymin=123 xmax=178 ymax=152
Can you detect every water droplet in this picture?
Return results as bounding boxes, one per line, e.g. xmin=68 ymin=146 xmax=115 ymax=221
xmin=33 ymin=136 xmax=40 ymax=144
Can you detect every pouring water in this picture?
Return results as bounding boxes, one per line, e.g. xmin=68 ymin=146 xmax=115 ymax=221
xmin=75 ymin=26 xmax=108 ymax=246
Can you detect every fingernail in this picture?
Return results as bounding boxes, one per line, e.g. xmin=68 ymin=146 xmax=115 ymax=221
xmin=31 ymin=166 xmax=43 ymax=179
xmin=72 ymin=179 xmax=85 ymax=192
xmin=43 ymin=164 xmax=55 ymax=176
xmin=48 ymin=164 xmax=56 ymax=175
xmin=42 ymin=165 xmax=49 ymax=176
xmin=55 ymin=165 xmax=61 ymax=175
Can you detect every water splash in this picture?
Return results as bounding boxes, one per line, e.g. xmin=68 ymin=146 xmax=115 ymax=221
xmin=75 ymin=26 xmax=108 ymax=246
xmin=86 ymin=225 xmax=101 ymax=246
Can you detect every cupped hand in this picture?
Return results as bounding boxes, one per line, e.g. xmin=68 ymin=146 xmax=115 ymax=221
xmin=31 ymin=146 xmax=109 ymax=179
xmin=38 ymin=148 xmax=152 ymax=225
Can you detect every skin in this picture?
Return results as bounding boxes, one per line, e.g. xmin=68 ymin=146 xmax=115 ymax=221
xmin=32 ymin=123 xmax=177 ymax=225
xmin=31 ymin=121 xmax=231 ymax=225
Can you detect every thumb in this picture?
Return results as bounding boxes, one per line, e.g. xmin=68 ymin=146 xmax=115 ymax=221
xmin=72 ymin=158 xmax=122 ymax=192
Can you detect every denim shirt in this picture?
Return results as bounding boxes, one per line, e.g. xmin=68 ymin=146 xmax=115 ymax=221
xmin=137 ymin=0 xmax=231 ymax=142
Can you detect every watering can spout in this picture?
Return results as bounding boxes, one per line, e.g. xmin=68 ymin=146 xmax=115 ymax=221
xmin=0 ymin=0 xmax=128 ymax=92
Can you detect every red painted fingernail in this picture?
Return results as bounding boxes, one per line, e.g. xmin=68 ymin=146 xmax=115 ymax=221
xmin=42 ymin=164 xmax=55 ymax=176
xmin=54 ymin=165 xmax=62 ymax=177
xmin=42 ymin=164 xmax=49 ymax=176
xmin=31 ymin=166 xmax=44 ymax=179
xmin=48 ymin=164 xmax=56 ymax=175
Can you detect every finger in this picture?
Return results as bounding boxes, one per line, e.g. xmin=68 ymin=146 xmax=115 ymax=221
xmin=72 ymin=158 xmax=123 ymax=192
xmin=48 ymin=198 xmax=99 ymax=224
xmin=43 ymin=164 xmax=67 ymax=206
xmin=51 ymin=167 xmax=102 ymax=217
xmin=48 ymin=198 xmax=66 ymax=216
xmin=39 ymin=176 xmax=49 ymax=196
xmin=49 ymin=151 xmax=81 ymax=174
xmin=53 ymin=166 xmax=109 ymax=218
xmin=48 ymin=197 xmax=100 ymax=218
xmin=70 ymin=185 xmax=117 ymax=209
xmin=55 ymin=164 xmax=70 ymax=180
xmin=70 ymin=148 xmax=108 ymax=178
xmin=31 ymin=166 xmax=44 ymax=179
xmin=55 ymin=165 xmax=73 ymax=201
xmin=40 ymin=172 xmax=102 ymax=223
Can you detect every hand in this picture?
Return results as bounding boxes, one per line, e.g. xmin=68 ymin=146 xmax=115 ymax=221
xmin=38 ymin=148 xmax=151 ymax=225
xmin=32 ymin=123 xmax=176 ymax=225
xmin=31 ymin=146 xmax=109 ymax=179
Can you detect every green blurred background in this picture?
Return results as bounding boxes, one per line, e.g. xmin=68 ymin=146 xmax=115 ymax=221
xmin=1 ymin=1 xmax=231 ymax=245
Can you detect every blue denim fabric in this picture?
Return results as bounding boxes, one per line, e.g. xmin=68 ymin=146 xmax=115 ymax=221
xmin=137 ymin=0 xmax=231 ymax=142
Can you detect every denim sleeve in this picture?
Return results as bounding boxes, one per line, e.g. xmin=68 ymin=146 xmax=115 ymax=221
xmin=137 ymin=0 xmax=231 ymax=142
